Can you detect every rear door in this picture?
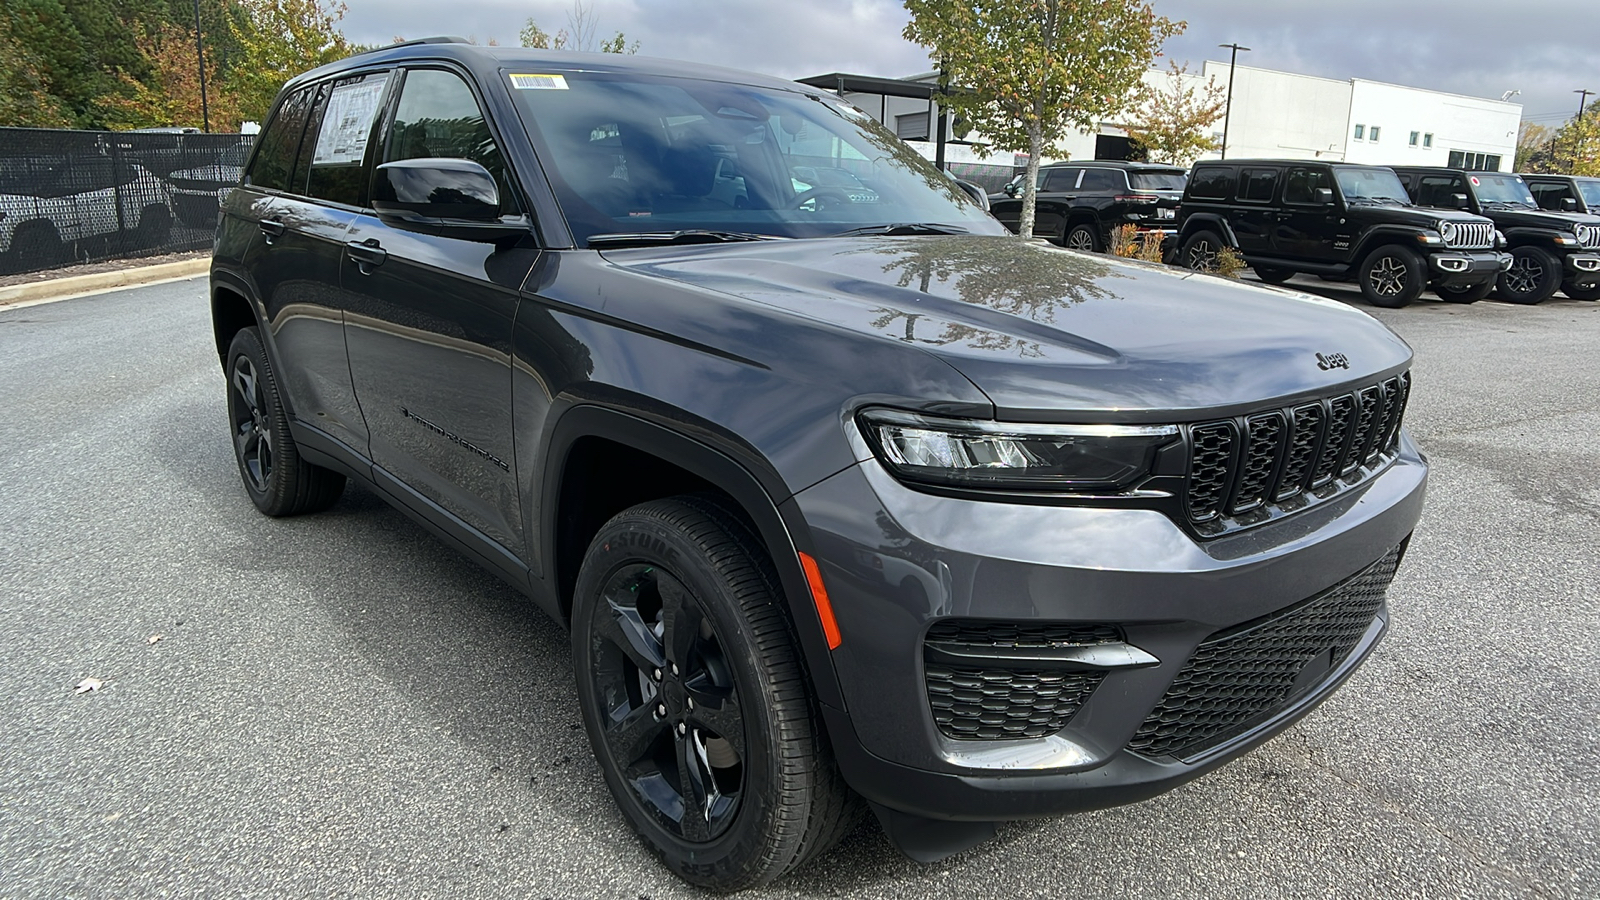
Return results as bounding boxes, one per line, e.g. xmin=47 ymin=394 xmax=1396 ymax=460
xmin=1032 ymin=166 xmax=1081 ymax=238
xmin=1232 ymin=167 xmax=1279 ymax=256
xmin=340 ymin=65 xmax=537 ymax=559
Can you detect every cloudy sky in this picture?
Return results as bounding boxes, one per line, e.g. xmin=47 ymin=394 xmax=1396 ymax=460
xmin=341 ymin=0 xmax=1599 ymax=127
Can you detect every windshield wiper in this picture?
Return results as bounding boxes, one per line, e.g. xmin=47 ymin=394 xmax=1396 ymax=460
xmin=586 ymin=230 xmax=785 ymax=248
xmin=1480 ymin=200 xmax=1534 ymax=211
xmin=829 ymin=222 xmax=971 ymax=237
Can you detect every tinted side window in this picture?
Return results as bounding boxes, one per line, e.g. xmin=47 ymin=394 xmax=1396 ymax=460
xmin=1042 ymin=168 xmax=1079 ymax=192
xmin=247 ymin=87 xmax=314 ymax=191
xmin=290 ymin=83 xmax=330 ymax=196
xmin=384 ymin=68 xmax=515 ymax=212
xmin=1416 ymin=175 xmax=1466 ymax=208
xmin=1188 ymin=167 xmax=1233 ymax=199
xmin=1283 ymin=168 xmax=1332 ymax=205
xmin=1529 ymin=182 xmax=1573 ymax=211
xmin=307 ymin=71 xmax=392 ymax=206
xmin=1237 ymin=168 xmax=1278 ymax=203
xmin=1079 ymin=169 xmax=1123 ymax=192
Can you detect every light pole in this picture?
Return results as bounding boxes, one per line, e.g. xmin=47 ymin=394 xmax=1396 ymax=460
xmin=193 ymin=0 xmax=210 ymax=132
xmin=1218 ymin=43 xmax=1250 ymax=160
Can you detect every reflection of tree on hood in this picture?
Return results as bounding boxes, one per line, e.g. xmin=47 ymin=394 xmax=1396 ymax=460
xmin=849 ymin=236 xmax=1128 ymax=357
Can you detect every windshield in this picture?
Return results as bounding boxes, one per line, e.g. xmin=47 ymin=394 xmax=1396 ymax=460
xmin=503 ymin=71 xmax=1004 ymax=245
xmin=1576 ymin=179 xmax=1600 ymax=208
xmin=1129 ymin=171 xmax=1186 ymax=191
xmin=1470 ymin=173 xmax=1536 ymax=206
xmin=1335 ymin=167 xmax=1410 ymax=203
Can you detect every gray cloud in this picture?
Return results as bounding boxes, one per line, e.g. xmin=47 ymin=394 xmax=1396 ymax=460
xmin=339 ymin=0 xmax=1599 ymax=126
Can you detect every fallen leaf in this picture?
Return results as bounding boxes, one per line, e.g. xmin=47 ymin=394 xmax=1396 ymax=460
xmin=147 ymin=634 xmax=164 ymax=645
xmin=74 ymin=678 xmax=103 ymax=694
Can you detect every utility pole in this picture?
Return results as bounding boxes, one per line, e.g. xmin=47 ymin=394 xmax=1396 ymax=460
xmin=194 ymin=0 xmax=211 ymax=132
xmin=1218 ymin=43 xmax=1250 ymax=160
xmin=1568 ymin=89 xmax=1593 ymax=174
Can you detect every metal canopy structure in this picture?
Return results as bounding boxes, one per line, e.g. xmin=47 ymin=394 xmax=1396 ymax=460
xmin=797 ymin=72 xmax=957 ymax=168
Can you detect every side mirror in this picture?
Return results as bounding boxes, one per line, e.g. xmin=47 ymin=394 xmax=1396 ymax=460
xmin=953 ymin=178 xmax=991 ymax=211
xmin=372 ymin=158 xmax=528 ymax=241
xmin=1313 ymin=186 xmax=1334 ymax=205
xmin=1003 ymin=181 xmax=1019 ymax=198
xmin=1561 ymin=197 xmax=1579 ymax=212
xmin=1450 ymin=192 xmax=1470 ymax=210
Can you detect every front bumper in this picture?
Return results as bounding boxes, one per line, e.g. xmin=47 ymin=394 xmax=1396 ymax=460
xmin=1562 ymin=251 xmax=1600 ymax=283
xmin=1428 ymin=249 xmax=1511 ymax=286
xmin=794 ymin=430 xmax=1427 ymax=820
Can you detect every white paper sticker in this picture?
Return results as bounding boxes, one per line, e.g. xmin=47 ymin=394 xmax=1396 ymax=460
xmin=510 ymin=73 xmax=569 ymax=90
xmin=313 ymin=73 xmax=390 ymax=166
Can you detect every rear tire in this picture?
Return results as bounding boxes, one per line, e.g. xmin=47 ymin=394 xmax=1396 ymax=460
xmin=1562 ymin=279 xmax=1600 ymax=301
xmin=572 ymin=496 xmax=860 ymax=891
xmin=1179 ymin=230 xmax=1224 ymax=271
xmin=1435 ymin=280 xmax=1493 ymax=303
xmin=1064 ymin=223 xmax=1101 ymax=253
xmin=1357 ymin=245 xmax=1426 ymax=308
xmin=225 ymin=328 xmax=345 ymax=516
xmin=1496 ymin=246 xmax=1562 ymax=304
xmin=135 ymin=204 xmax=171 ymax=249
xmin=1253 ymin=265 xmax=1295 ymax=284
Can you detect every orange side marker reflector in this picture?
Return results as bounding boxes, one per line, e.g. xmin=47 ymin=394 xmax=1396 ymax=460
xmin=798 ymin=552 xmax=842 ymax=650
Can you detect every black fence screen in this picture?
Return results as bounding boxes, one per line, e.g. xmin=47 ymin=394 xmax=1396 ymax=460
xmin=0 ymin=127 xmax=253 ymax=276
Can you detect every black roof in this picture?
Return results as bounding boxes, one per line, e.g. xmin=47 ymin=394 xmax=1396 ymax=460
xmin=1039 ymin=160 xmax=1186 ymax=171
xmin=1518 ymin=173 xmax=1600 ymax=182
xmin=1193 ymin=158 xmax=1390 ymax=169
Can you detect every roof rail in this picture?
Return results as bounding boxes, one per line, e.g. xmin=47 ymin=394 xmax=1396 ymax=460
xmin=347 ymin=35 xmax=474 ymax=59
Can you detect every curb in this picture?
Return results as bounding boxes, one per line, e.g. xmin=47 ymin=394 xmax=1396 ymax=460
xmin=0 ymin=258 xmax=211 ymax=308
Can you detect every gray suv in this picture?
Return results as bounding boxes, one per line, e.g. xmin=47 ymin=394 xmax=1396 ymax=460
xmin=207 ymin=40 xmax=1427 ymax=891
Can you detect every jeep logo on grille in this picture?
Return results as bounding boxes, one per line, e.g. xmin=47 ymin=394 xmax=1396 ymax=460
xmin=1316 ymin=352 xmax=1350 ymax=371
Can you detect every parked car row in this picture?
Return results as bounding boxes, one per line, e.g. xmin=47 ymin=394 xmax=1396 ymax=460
xmin=0 ymin=155 xmax=174 ymax=271
xmin=991 ymin=158 xmax=1600 ymax=307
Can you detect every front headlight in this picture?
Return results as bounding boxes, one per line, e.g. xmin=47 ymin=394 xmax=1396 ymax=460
xmin=1437 ymin=221 xmax=1457 ymax=245
xmin=859 ymin=409 xmax=1179 ymax=492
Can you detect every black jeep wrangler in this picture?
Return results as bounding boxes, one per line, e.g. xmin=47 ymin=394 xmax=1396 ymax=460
xmin=1522 ymin=173 xmax=1600 ymax=217
xmin=1175 ymin=160 xmax=1509 ymax=307
xmin=990 ymin=160 xmax=1185 ymax=250
xmin=1391 ymin=167 xmax=1600 ymax=303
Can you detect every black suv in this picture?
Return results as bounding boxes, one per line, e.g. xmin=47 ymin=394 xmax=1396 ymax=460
xmin=1522 ymin=173 xmax=1600 ymax=217
xmin=1175 ymin=159 xmax=1509 ymax=307
xmin=1391 ymin=167 xmax=1600 ymax=303
xmin=209 ymin=41 xmax=1426 ymax=891
xmin=990 ymin=160 xmax=1185 ymax=250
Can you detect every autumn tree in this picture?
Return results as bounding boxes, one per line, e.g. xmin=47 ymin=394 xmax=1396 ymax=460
xmin=98 ymin=21 xmax=244 ymax=131
xmin=1123 ymin=60 xmax=1223 ymax=166
xmin=520 ymin=0 xmax=638 ymax=53
xmin=1551 ymin=109 xmax=1600 ymax=177
xmin=229 ymin=0 xmax=354 ymax=123
xmin=904 ymin=0 xmax=1180 ymax=238
xmin=1514 ymin=121 xmax=1556 ymax=174
xmin=0 ymin=11 xmax=72 ymax=127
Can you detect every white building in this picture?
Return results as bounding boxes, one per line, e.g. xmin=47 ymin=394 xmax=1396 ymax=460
xmin=811 ymin=61 xmax=1522 ymax=185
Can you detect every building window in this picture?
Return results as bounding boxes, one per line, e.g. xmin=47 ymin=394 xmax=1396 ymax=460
xmin=1353 ymin=124 xmax=1365 ymax=140
xmin=895 ymin=112 xmax=930 ymax=141
xmin=1409 ymin=131 xmax=1420 ymax=147
xmin=1447 ymin=150 xmax=1502 ymax=171
xmin=1423 ymin=133 xmax=1434 ymax=148
xmin=1369 ymin=126 xmax=1381 ymax=142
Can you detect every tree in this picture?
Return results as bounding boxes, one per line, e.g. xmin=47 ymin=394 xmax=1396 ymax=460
xmin=98 ymin=21 xmax=243 ymax=131
xmin=904 ymin=0 xmax=1181 ymax=238
xmin=1551 ymin=109 xmax=1599 ymax=177
xmin=229 ymin=0 xmax=354 ymax=124
xmin=520 ymin=1 xmax=638 ymax=53
xmin=1122 ymin=60 xmax=1223 ymax=166
xmin=1515 ymin=121 xmax=1556 ymax=174
xmin=0 ymin=11 xmax=72 ymax=127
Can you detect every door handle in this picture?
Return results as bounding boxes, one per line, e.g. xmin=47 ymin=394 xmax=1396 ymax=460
xmin=345 ymin=238 xmax=388 ymax=273
xmin=259 ymin=218 xmax=285 ymax=243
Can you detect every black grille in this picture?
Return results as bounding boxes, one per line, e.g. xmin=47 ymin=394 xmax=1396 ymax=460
xmin=1186 ymin=373 xmax=1410 ymax=533
xmin=923 ymin=619 xmax=1120 ymax=741
xmin=1127 ymin=545 xmax=1403 ymax=759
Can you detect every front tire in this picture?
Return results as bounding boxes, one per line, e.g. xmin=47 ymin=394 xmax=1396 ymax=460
xmin=1435 ymin=280 xmax=1493 ymax=303
xmin=225 ymin=328 xmax=345 ymax=516
xmin=1179 ymin=230 xmax=1224 ymax=271
xmin=1253 ymin=265 xmax=1295 ymax=284
xmin=1496 ymin=246 xmax=1562 ymax=304
xmin=1562 ymin=279 xmax=1600 ymax=301
xmin=1357 ymin=245 xmax=1426 ymax=308
xmin=572 ymin=496 xmax=858 ymax=891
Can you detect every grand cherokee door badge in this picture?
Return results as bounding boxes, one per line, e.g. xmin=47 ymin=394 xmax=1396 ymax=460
xmin=401 ymin=407 xmax=510 ymax=471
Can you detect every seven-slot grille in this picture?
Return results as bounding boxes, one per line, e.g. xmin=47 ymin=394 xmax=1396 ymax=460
xmin=1577 ymin=223 xmax=1600 ymax=250
xmin=1127 ymin=544 xmax=1402 ymax=759
xmin=1442 ymin=221 xmax=1494 ymax=249
xmin=923 ymin=621 xmax=1119 ymax=741
xmin=1185 ymin=373 xmax=1410 ymax=530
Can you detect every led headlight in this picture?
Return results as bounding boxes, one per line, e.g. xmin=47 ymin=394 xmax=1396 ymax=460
xmin=859 ymin=409 xmax=1179 ymax=492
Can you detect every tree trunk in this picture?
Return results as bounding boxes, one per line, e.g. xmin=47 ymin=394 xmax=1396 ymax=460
xmin=1019 ymin=121 xmax=1043 ymax=238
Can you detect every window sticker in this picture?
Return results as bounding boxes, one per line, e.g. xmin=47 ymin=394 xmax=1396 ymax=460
xmin=1470 ymin=176 xmax=1481 ymax=186
xmin=313 ymin=73 xmax=389 ymax=165
xmin=510 ymin=73 xmax=569 ymax=90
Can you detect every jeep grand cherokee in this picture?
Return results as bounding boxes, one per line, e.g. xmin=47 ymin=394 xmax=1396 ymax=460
xmin=208 ymin=40 xmax=1427 ymax=891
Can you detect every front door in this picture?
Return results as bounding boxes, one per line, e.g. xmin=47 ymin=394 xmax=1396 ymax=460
xmin=1272 ymin=167 xmax=1342 ymax=263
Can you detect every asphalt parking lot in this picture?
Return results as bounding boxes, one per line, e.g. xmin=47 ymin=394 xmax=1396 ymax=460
xmin=2 ymin=275 xmax=1597 ymax=899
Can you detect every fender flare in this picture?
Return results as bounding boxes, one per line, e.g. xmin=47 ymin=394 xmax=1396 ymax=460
xmin=1177 ymin=213 xmax=1239 ymax=249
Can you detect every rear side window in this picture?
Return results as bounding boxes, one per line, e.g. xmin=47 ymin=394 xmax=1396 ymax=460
xmin=306 ymin=71 xmax=392 ymax=206
xmin=247 ymin=87 xmax=314 ymax=191
xmin=1188 ymin=167 xmax=1233 ymax=200
xmin=1079 ymin=169 xmax=1123 ymax=192
xmin=383 ymin=68 xmax=515 ymax=213
xmin=1237 ymin=168 xmax=1278 ymax=203
xmin=1041 ymin=168 xmax=1079 ymax=192
xmin=1283 ymin=168 xmax=1332 ymax=205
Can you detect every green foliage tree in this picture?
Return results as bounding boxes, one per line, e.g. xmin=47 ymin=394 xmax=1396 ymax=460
xmin=1123 ymin=60 xmax=1224 ymax=166
xmin=1515 ymin=121 xmax=1556 ymax=174
xmin=1552 ymin=109 xmax=1599 ymax=177
xmin=229 ymin=0 xmax=354 ymax=124
xmin=0 ymin=10 xmax=72 ymax=127
xmin=903 ymin=0 xmax=1181 ymax=238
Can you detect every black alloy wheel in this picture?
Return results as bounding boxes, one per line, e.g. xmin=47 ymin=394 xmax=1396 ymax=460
xmin=1496 ymin=246 xmax=1562 ymax=304
xmin=1180 ymin=230 xmax=1223 ymax=271
xmin=1252 ymin=265 xmax=1295 ymax=285
xmin=573 ymin=497 xmax=859 ymax=890
xmin=1357 ymin=245 xmax=1426 ymax=308
xmin=1562 ymin=279 xmax=1600 ymax=301
xmin=1435 ymin=280 xmax=1494 ymax=303
xmin=225 ymin=328 xmax=345 ymax=516
xmin=1064 ymin=223 xmax=1101 ymax=252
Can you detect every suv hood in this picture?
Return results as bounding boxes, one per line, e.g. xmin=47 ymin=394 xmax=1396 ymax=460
xmin=1473 ymin=205 xmax=1600 ymax=231
xmin=602 ymin=235 xmax=1412 ymax=420
xmin=1348 ymin=204 xmax=1491 ymax=229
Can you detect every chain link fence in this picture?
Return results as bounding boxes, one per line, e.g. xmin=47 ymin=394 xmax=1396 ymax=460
xmin=0 ymin=127 xmax=253 ymax=276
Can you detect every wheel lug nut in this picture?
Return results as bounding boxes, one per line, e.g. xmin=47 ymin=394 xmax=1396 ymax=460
xmin=686 ymin=697 xmax=695 ymax=710
xmin=677 ymin=722 xmax=688 ymax=736
xmin=671 ymin=663 xmax=680 ymax=676
xmin=652 ymin=667 xmax=662 ymax=682
xmin=655 ymin=703 xmax=667 ymax=718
